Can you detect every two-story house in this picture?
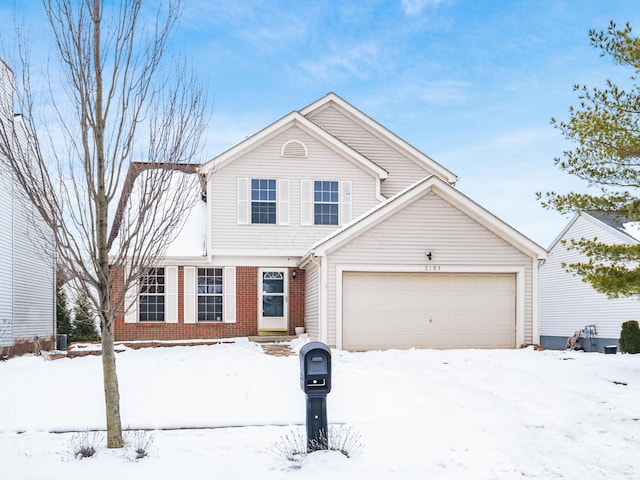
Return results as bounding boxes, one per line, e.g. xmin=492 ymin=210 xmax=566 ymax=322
xmin=114 ymin=93 xmax=546 ymax=351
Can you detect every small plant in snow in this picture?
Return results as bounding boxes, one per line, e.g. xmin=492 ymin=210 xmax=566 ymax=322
xmin=65 ymin=430 xmax=103 ymax=459
xmin=320 ymin=424 xmax=364 ymax=458
xmin=271 ymin=429 xmax=307 ymax=465
xmin=271 ymin=424 xmax=363 ymax=466
xmin=125 ymin=430 xmax=154 ymax=460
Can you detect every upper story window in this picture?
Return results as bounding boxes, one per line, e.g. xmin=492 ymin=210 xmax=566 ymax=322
xmin=139 ymin=268 xmax=165 ymax=322
xmin=314 ymin=181 xmax=339 ymax=225
xmin=251 ymin=179 xmax=276 ymax=224
xmin=197 ymin=268 xmax=223 ymax=322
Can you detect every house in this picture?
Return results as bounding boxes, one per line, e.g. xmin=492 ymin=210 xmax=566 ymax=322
xmin=114 ymin=93 xmax=547 ymax=350
xmin=540 ymin=212 xmax=640 ymax=350
xmin=0 ymin=59 xmax=56 ymax=357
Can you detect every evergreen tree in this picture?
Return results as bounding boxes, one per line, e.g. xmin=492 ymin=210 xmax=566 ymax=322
xmin=56 ymin=279 xmax=73 ymax=340
xmin=619 ymin=320 xmax=640 ymax=353
xmin=540 ymin=22 xmax=640 ymax=298
xmin=72 ymin=292 xmax=101 ymax=343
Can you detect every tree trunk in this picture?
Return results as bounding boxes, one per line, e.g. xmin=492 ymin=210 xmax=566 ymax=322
xmin=101 ymin=314 xmax=124 ymax=448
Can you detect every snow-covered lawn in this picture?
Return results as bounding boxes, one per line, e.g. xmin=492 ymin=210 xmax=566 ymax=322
xmin=1 ymin=338 xmax=638 ymax=479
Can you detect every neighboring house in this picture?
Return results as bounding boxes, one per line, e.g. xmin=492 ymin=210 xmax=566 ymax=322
xmin=0 ymin=59 xmax=56 ymax=357
xmin=540 ymin=212 xmax=640 ymax=351
xmin=114 ymin=93 xmax=547 ymax=350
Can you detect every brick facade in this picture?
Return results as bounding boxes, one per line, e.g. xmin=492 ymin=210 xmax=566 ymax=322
xmin=113 ymin=266 xmax=305 ymax=341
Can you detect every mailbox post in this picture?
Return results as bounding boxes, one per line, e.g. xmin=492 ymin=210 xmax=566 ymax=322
xmin=299 ymin=341 xmax=332 ymax=451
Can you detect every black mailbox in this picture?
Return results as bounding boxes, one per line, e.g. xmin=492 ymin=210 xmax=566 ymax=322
xmin=299 ymin=341 xmax=332 ymax=450
xmin=299 ymin=341 xmax=332 ymax=395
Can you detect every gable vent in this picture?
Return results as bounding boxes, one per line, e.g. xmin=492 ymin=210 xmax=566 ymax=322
xmin=281 ymin=140 xmax=308 ymax=158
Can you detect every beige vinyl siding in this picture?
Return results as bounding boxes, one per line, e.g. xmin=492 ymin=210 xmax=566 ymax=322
xmin=306 ymin=105 xmax=432 ymax=197
xmin=210 ymin=126 xmax=380 ymax=252
xmin=322 ymin=191 xmax=534 ymax=347
xmin=540 ymin=215 xmax=640 ymax=339
xmin=304 ymin=261 xmax=321 ymax=339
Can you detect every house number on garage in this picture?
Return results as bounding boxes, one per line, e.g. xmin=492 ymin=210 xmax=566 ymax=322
xmin=424 ymin=265 xmax=441 ymax=272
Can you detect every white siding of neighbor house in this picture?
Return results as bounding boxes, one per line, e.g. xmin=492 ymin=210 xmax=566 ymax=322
xmin=540 ymin=215 xmax=640 ymax=340
xmin=0 ymin=59 xmax=55 ymax=346
xmin=0 ymin=169 xmax=14 ymax=346
xmin=317 ymin=191 xmax=535 ymax=347
xmin=305 ymin=104 xmax=434 ymax=198
xmin=12 ymin=197 xmax=55 ymax=340
xmin=209 ymin=126 xmax=381 ymax=253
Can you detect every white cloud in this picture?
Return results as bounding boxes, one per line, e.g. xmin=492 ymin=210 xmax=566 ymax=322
xmin=401 ymin=0 xmax=445 ymax=16
xmin=298 ymin=42 xmax=387 ymax=83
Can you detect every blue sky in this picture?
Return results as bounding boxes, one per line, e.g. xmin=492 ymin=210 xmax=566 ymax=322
xmin=2 ymin=0 xmax=640 ymax=246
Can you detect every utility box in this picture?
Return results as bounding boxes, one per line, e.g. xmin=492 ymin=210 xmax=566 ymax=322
xmin=299 ymin=341 xmax=332 ymax=395
xmin=299 ymin=341 xmax=332 ymax=450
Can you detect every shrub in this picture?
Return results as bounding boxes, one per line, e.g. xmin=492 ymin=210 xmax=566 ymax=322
xmin=619 ymin=320 xmax=640 ymax=354
xmin=271 ymin=424 xmax=363 ymax=466
xmin=65 ymin=430 xmax=103 ymax=459
xmin=125 ymin=430 xmax=154 ymax=460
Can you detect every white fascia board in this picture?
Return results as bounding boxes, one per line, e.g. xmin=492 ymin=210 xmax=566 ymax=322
xmin=301 ymin=93 xmax=458 ymax=184
xmin=429 ymin=179 xmax=547 ymax=260
xmin=208 ymin=250 xmax=303 ymax=267
xmin=305 ymin=175 xmax=547 ymax=262
xmin=200 ymin=111 xmax=388 ymax=181
xmin=546 ymin=214 xmax=579 ymax=252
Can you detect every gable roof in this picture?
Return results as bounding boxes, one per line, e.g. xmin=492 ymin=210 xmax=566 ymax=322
xmin=548 ymin=211 xmax=640 ymax=251
xmin=298 ymin=175 xmax=546 ymax=266
xmin=300 ymin=93 xmax=458 ymax=185
xmin=200 ymin=110 xmax=388 ymax=181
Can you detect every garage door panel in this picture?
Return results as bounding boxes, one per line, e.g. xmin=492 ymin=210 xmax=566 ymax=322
xmin=342 ymin=272 xmax=515 ymax=350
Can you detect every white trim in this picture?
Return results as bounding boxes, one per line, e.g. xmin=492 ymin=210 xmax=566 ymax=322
xmin=321 ymin=258 xmax=329 ymax=343
xmin=201 ymin=112 xmax=388 ymax=181
xmin=299 ymin=93 xmax=458 ymax=184
xmin=165 ymin=266 xmax=178 ymax=323
xmin=224 ymin=266 xmax=236 ymax=323
xmin=184 ymin=266 xmax=196 ymax=324
xmin=299 ymin=176 xmax=546 ymax=267
xmin=334 ymin=264 xmax=526 ymax=350
xmin=258 ymin=268 xmax=288 ymax=331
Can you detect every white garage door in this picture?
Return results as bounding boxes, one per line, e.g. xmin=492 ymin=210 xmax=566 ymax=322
xmin=342 ymin=272 xmax=516 ymax=351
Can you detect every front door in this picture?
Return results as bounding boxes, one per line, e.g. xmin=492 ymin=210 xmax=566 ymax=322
xmin=259 ymin=269 xmax=288 ymax=332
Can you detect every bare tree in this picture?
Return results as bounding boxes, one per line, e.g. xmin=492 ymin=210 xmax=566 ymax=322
xmin=0 ymin=0 xmax=207 ymax=448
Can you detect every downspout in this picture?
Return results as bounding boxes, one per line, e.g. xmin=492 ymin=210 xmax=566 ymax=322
xmin=308 ymin=251 xmax=327 ymax=343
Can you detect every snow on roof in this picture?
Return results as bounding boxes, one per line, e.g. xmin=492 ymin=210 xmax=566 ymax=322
xmin=109 ymin=163 xmax=206 ymax=257
xmin=587 ymin=211 xmax=640 ymax=243
xmin=165 ymin=186 xmax=207 ymax=257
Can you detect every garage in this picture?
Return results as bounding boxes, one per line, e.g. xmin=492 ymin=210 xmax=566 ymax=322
xmin=342 ymin=272 xmax=516 ymax=351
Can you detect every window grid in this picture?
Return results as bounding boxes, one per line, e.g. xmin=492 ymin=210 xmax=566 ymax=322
xmin=251 ymin=179 xmax=276 ymax=224
xmin=197 ymin=268 xmax=223 ymax=322
xmin=139 ymin=268 xmax=165 ymax=322
xmin=314 ymin=180 xmax=339 ymax=225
